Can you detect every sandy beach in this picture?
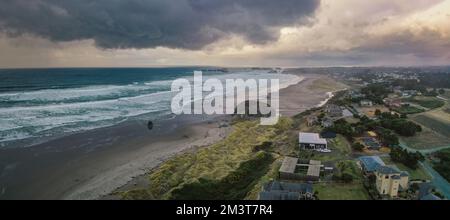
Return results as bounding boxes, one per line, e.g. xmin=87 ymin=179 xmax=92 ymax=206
xmin=0 ymin=115 xmax=232 ymax=200
xmin=279 ymin=72 xmax=348 ymax=117
xmin=0 ymin=72 xmax=344 ymax=200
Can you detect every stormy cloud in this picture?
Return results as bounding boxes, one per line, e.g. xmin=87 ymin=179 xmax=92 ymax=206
xmin=0 ymin=0 xmax=320 ymax=50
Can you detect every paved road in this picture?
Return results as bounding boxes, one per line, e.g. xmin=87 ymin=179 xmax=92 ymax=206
xmin=399 ymin=140 xmax=450 ymax=154
xmin=420 ymin=161 xmax=450 ymax=199
xmin=398 ymin=140 xmax=450 ymax=199
xmin=437 ymin=96 xmax=448 ymax=101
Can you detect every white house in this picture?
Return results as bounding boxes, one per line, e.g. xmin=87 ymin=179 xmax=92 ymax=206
xmin=299 ymin=132 xmax=328 ymax=151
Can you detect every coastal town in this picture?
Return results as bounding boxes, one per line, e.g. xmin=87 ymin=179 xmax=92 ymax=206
xmin=259 ymin=67 xmax=450 ymax=200
xmin=2 ymin=0 xmax=450 ymax=209
xmin=112 ymin=67 xmax=450 ymax=201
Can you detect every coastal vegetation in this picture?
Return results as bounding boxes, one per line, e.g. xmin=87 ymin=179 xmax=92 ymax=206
xmin=119 ymin=117 xmax=294 ymax=200
xmin=389 ymin=147 xmax=424 ymax=169
xmin=120 ymin=73 xmax=449 ymax=201
xmin=332 ymin=160 xmax=362 ymax=183
xmin=360 ymin=83 xmax=391 ymax=104
xmin=433 ymin=149 xmax=450 ymax=182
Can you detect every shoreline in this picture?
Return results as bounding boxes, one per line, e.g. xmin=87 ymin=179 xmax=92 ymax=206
xmin=105 ymin=73 xmax=347 ymax=199
xmin=0 ymin=73 xmax=344 ymax=200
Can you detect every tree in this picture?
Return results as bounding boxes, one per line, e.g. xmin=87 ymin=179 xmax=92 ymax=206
xmin=341 ymin=173 xmax=354 ymax=183
xmin=439 ymin=88 xmax=445 ymax=94
xmin=375 ymin=109 xmax=381 ymax=116
xmin=390 ymin=147 xmax=424 ymax=169
xmin=380 ymin=119 xmax=422 ymax=137
xmin=352 ymin=142 xmax=365 ymax=151
xmin=377 ymin=128 xmax=399 ymax=147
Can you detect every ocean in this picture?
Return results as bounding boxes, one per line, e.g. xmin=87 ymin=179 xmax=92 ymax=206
xmin=0 ymin=67 xmax=301 ymax=148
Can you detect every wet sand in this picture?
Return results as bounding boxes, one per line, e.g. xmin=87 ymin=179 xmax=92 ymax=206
xmin=0 ymin=115 xmax=232 ymax=200
xmin=0 ymin=72 xmax=342 ymax=200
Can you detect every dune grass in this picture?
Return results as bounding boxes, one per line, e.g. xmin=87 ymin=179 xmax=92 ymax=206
xmin=308 ymin=77 xmax=348 ymax=92
xmin=120 ymin=117 xmax=294 ymax=200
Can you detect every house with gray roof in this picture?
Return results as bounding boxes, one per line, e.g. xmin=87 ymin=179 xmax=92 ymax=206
xmin=258 ymin=181 xmax=314 ymax=200
xmin=358 ymin=156 xmax=385 ymax=174
xmin=279 ymin=157 xmax=323 ymax=181
xmin=299 ymin=132 xmax=328 ymax=151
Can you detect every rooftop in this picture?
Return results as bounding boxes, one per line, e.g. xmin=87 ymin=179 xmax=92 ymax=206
xmin=279 ymin=157 xmax=298 ymax=174
xmin=420 ymin=194 xmax=442 ymax=200
xmin=263 ymin=181 xmax=313 ymax=194
xmin=359 ymin=156 xmax=385 ymax=172
xmin=376 ymin=165 xmax=400 ymax=175
xmin=307 ymin=165 xmax=321 ymax=177
xmin=299 ymin=132 xmax=327 ymax=145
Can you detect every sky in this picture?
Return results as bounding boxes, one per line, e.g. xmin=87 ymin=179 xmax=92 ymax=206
xmin=0 ymin=0 xmax=449 ymax=68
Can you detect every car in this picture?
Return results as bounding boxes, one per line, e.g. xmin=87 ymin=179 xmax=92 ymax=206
xmin=316 ymin=149 xmax=331 ymax=153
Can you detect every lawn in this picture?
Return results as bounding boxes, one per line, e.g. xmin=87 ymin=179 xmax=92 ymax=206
xmin=394 ymin=105 xmax=424 ymax=114
xmin=405 ymin=97 xmax=445 ymax=109
xmin=401 ymin=126 xmax=450 ymax=149
xmin=328 ymin=135 xmax=352 ymax=156
xmin=303 ymin=134 xmax=352 ymax=162
xmin=445 ymin=108 xmax=450 ymax=114
xmin=358 ymin=106 xmax=389 ymax=118
xmin=314 ymin=182 xmax=370 ymax=200
xmin=333 ymin=160 xmax=364 ymax=181
xmin=442 ymin=90 xmax=450 ymax=100
xmin=381 ymin=157 xmax=430 ymax=181
xmin=411 ymin=114 xmax=450 ymax=137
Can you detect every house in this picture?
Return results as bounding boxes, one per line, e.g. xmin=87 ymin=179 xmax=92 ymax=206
xmin=279 ymin=157 xmax=323 ymax=181
xmin=367 ymin=131 xmax=377 ymax=137
xmin=258 ymin=181 xmax=314 ymax=200
xmin=349 ymin=90 xmax=364 ymax=99
xmin=401 ymin=90 xmax=418 ymax=98
xmin=360 ymin=100 xmax=373 ymax=107
xmin=375 ymin=166 xmax=409 ymax=197
xmin=362 ymin=137 xmax=381 ymax=150
xmin=321 ymin=117 xmax=334 ymax=128
xmin=417 ymin=182 xmax=442 ymax=200
xmin=358 ymin=156 xmax=385 ymax=174
xmin=299 ymin=132 xmax=328 ymax=151
xmin=384 ymin=98 xmax=402 ymax=108
xmin=279 ymin=157 xmax=299 ymax=180
xmin=326 ymin=104 xmax=343 ymax=117
xmin=306 ymin=115 xmax=318 ymax=127
xmin=342 ymin=108 xmax=354 ymax=117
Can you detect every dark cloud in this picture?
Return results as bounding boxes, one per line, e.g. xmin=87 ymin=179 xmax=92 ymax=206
xmin=0 ymin=0 xmax=320 ymax=50
xmin=355 ymin=29 xmax=450 ymax=59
